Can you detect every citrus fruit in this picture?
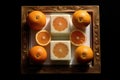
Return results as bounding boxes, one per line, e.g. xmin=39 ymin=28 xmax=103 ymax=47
xmin=53 ymin=42 xmax=68 ymax=58
xmin=72 ymin=10 xmax=91 ymax=30
xmin=35 ymin=30 xmax=51 ymax=46
xmin=29 ymin=46 xmax=47 ymax=63
xmin=70 ymin=29 xmax=86 ymax=46
xmin=26 ymin=10 xmax=46 ymax=31
xmin=75 ymin=45 xmax=94 ymax=63
xmin=53 ymin=17 xmax=68 ymax=31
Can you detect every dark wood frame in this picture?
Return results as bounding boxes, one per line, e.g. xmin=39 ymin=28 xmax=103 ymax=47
xmin=21 ymin=6 xmax=100 ymax=74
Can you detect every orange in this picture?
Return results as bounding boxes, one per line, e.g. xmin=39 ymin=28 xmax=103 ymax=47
xmin=29 ymin=46 xmax=47 ymax=63
xmin=72 ymin=10 xmax=91 ymax=30
xmin=75 ymin=45 xmax=94 ymax=64
xmin=53 ymin=17 xmax=68 ymax=31
xmin=70 ymin=29 xmax=86 ymax=46
xmin=26 ymin=11 xmax=46 ymax=31
xmin=53 ymin=42 xmax=68 ymax=58
xmin=35 ymin=30 xmax=51 ymax=46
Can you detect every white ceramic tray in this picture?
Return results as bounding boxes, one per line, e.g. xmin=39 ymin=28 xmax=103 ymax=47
xmin=29 ymin=13 xmax=92 ymax=66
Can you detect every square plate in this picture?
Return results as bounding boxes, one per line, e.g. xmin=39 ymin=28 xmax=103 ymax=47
xmin=21 ymin=6 xmax=100 ymax=74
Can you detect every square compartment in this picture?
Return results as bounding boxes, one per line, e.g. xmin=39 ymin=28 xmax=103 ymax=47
xmin=50 ymin=14 xmax=70 ymax=36
xmin=50 ymin=40 xmax=71 ymax=61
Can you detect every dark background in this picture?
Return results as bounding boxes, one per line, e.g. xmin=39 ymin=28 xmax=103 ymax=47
xmin=3 ymin=0 xmax=117 ymax=80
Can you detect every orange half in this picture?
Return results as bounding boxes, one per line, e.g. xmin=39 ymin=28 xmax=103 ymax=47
xmin=53 ymin=17 xmax=68 ymax=31
xmin=70 ymin=29 xmax=86 ymax=46
xmin=53 ymin=42 xmax=68 ymax=58
xmin=36 ymin=30 xmax=51 ymax=46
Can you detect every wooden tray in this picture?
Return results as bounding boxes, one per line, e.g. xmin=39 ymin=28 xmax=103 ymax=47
xmin=21 ymin=6 xmax=100 ymax=74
